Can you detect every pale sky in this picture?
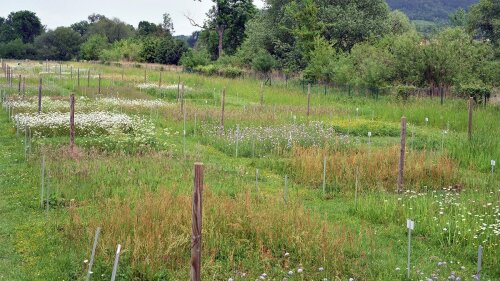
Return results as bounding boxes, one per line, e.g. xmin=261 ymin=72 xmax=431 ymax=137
xmin=1 ymin=0 xmax=266 ymax=36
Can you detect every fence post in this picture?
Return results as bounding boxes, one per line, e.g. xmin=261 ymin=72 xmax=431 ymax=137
xmin=85 ymin=227 xmax=101 ymax=281
xmin=191 ymin=163 xmax=204 ymax=281
xmin=70 ymin=94 xmax=75 ymax=152
xmin=159 ymin=71 xmax=162 ymax=88
xmin=468 ymin=97 xmax=473 ymax=140
xmin=77 ymin=68 xmax=80 ymax=87
xmin=397 ymin=117 xmax=407 ymax=193
xmin=476 ymin=245 xmax=483 ymax=281
xmin=110 ymin=244 xmax=121 ymax=281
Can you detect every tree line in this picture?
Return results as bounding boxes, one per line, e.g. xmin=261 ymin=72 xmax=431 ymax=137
xmin=0 ymin=0 xmax=498 ymax=89
xmin=0 ymin=11 xmax=191 ymax=64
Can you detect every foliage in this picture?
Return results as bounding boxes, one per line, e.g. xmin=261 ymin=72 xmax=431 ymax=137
xmin=454 ymin=84 xmax=492 ymax=101
xmin=251 ymin=50 xmax=275 ymax=74
xmin=139 ymin=35 xmax=188 ymax=65
xmin=80 ymin=34 xmax=108 ymax=60
xmin=388 ymin=10 xmax=415 ymax=35
xmin=0 ymin=10 xmax=43 ymax=43
xmin=394 ymin=85 xmax=417 ymax=101
xmin=198 ymin=0 xmax=257 ymax=59
xmin=99 ymin=39 xmax=142 ymax=62
xmin=467 ymin=0 xmax=500 ymax=45
xmin=180 ymin=48 xmax=211 ymax=70
xmin=33 ymin=27 xmax=82 ymax=60
xmin=0 ymin=38 xmax=33 ymax=59
xmin=85 ymin=16 xmax=135 ymax=43
xmin=303 ymin=36 xmax=336 ymax=83
xmin=193 ymin=64 xmax=243 ymax=78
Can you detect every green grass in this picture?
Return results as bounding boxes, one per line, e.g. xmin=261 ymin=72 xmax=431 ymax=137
xmin=0 ymin=60 xmax=498 ymax=280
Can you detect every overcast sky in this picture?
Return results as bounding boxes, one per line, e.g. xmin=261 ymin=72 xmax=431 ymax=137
xmin=1 ymin=0 xmax=266 ymax=36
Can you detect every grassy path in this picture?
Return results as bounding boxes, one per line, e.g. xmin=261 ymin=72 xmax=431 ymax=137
xmin=0 ymin=112 xmax=28 ymax=280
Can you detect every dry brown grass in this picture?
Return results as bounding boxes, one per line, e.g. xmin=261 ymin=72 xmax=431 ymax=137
xmin=66 ymin=189 xmax=362 ymax=279
xmin=290 ymin=146 xmax=458 ymax=192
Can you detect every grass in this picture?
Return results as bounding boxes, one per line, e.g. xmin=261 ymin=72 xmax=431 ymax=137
xmin=0 ymin=60 xmax=498 ymax=280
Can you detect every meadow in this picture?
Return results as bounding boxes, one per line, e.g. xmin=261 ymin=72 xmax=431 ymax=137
xmin=0 ymin=60 xmax=498 ymax=281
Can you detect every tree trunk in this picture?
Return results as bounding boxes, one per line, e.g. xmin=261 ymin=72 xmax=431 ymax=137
xmin=217 ymin=26 xmax=224 ymax=59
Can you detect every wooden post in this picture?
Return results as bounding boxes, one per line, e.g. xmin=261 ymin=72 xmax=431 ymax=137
xmin=38 ymin=78 xmax=42 ymax=114
xmin=220 ymin=88 xmax=226 ymax=132
xmin=87 ymin=69 xmax=90 ymax=87
xmin=18 ymin=75 xmax=21 ymax=95
xmin=468 ymin=97 xmax=473 ymax=140
xmin=191 ymin=163 xmax=204 ymax=281
xmin=440 ymin=86 xmax=444 ymax=105
xmin=144 ymin=69 xmax=147 ymax=83
xmin=77 ymin=68 xmax=80 ymax=87
xmin=397 ymin=117 xmax=407 ymax=193
xmin=307 ymin=83 xmax=311 ymax=117
xmin=22 ymin=77 xmax=25 ymax=97
xmin=98 ymin=74 xmax=101 ymax=95
xmin=70 ymin=94 xmax=75 ymax=152
xmin=159 ymin=71 xmax=162 ymax=88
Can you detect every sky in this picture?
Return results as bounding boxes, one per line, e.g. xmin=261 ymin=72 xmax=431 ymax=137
xmin=1 ymin=0 xmax=266 ymax=36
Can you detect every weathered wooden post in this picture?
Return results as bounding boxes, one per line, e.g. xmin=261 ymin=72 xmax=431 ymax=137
xmin=18 ymin=75 xmax=21 ymax=95
xmin=468 ymin=97 xmax=473 ymax=140
xmin=397 ymin=117 xmax=407 ymax=193
xmin=98 ymin=74 xmax=101 ymax=95
xmin=191 ymin=163 xmax=204 ymax=281
xmin=144 ymin=69 xmax=147 ymax=83
xmin=38 ymin=78 xmax=42 ymax=114
xmin=159 ymin=71 xmax=162 ymax=88
xmin=87 ymin=69 xmax=90 ymax=88
xmin=220 ymin=88 xmax=226 ymax=132
xmin=22 ymin=77 xmax=25 ymax=97
xmin=307 ymin=83 xmax=311 ymax=117
xmin=77 ymin=68 xmax=80 ymax=87
xmin=70 ymin=94 xmax=75 ymax=152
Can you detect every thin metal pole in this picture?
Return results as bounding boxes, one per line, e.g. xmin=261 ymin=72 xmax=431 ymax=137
xmin=86 ymin=227 xmax=101 ymax=281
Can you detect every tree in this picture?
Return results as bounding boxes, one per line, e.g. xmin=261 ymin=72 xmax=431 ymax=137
xmin=86 ymin=16 xmax=134 ymax=43
xmin=161 ymin=13 xmax=175 ymax=34
xmin=80 ymin=34 xmax=108 ymax=60
xmin=449 ymin=8 xmax=467 ymax=27
xmin=388 ymin=10 xmax=414 ymax=35
xmin=137 ymin=21 xmax=161 ymax=37
xmin=191 ymin=0 xmax=256 ymax=59
xmin=71 ymin=21 xmax=90 ymax=36
xmin=0 ymin=10 xmax=43 ymax=43
xmin=252 ymin=50 xmax=275 ymax=78
xmin=34 ymin=27 xmax=81 ymax=60
xmin=467 ymin=0 xmax=500 ymax=45
xmin=303 ymin=36 xmax=336 ymax=83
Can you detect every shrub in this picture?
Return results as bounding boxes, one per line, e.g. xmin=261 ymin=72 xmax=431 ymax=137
xmin=455 ymin=84 xmax=491 ymax=103
xmin=180 ymin=49 xmax=210 ymax=70
xmin=394 ymin=85 xmax=416 ymax=101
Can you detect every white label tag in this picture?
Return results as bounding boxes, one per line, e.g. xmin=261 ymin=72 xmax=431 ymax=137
xmin=492 ymin=160 xmax=496 ymax=166
xmin=368 ymin=132 xmax=372 ymax=137
xmin=407 ymin=219 xmax=414 ymax=230
xmin=425 ymin=117 xmax=429 ymax=122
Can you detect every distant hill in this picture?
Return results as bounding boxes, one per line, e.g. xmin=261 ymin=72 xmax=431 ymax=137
xmin=386 ymin=0 xmax=478 ymax=22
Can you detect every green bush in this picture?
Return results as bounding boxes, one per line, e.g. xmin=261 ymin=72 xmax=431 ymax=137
xmin=193 ymin=64 xmax=244 ymax=78
xmin=455 ymin=85 xmax=491 ymax=103
xmin=394 ymin=85 xmax=416 ymax=101
xmin=180 ymin=49 xmax=210 ymax=70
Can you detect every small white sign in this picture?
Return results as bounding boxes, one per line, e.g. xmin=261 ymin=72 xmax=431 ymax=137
xmin=425 ymin=117 xmax=429 ymax=122
xmin=407 ymin=219 xmax=415 ymax=230
xmin=368 ymin=132 xmax=372 ymax=137
xmin=356 ymin=108 xmax=359 ymax=112
xmin=492 ymin=160 xmax=496 ymax=166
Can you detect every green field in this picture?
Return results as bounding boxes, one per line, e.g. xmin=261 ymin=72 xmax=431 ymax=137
xmin=0 ymin=61 xmax=498 ymax=281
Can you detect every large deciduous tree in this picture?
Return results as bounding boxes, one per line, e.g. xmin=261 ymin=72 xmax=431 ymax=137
xmin=0 ymin=10 xmax=43 ymax=43
xmin=192 ymin=0 xmax=256 ymax=59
